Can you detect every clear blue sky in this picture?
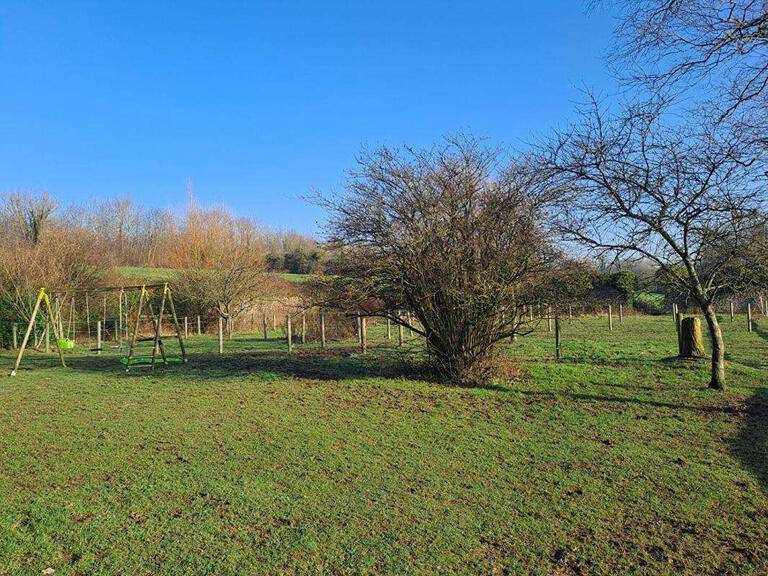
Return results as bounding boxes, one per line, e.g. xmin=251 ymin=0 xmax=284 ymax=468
xmin=0 ymin=1 xmax=617 ymax=235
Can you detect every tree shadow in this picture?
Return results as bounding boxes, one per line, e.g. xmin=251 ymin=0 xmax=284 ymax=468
xmin=730 ymin=387 xmax=768 ymax=492
xmin=57 ymin=346 xmax=435 ymax=383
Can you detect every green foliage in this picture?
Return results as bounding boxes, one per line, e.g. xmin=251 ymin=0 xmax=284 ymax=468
xmin=634 ymin=291 xmax=666 ymax=315
xmin=0 ymin=316 xmax=766 ymax=574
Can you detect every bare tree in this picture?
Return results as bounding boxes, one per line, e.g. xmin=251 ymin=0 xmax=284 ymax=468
xmin=168 ymin=203 xmax=266 ymax=323
xmin=538 ymin=97 xmax=766 ymax=389
xmin=319 ymin=135 xmax=556 ymax=384
xmin=1 ymin=191 xmax=58 ymax=244
xmin=604 ymin=0 xmax=767 ymax=135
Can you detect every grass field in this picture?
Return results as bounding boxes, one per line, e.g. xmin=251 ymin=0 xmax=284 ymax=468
xmin=1 ymin=315 xmax=766 ymax=575
xmin=112 ymin=267 xmax=311 ymax=285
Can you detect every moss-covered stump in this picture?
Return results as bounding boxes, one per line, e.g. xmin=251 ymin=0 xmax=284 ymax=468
xmin=679 ymin=316 xmax=705 ymax=357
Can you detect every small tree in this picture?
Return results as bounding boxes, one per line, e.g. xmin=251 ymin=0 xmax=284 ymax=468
xmin=538 ymin=98 xmax=766 ymax=389
xmin=320 ymin=136 xmax=556 ymax=384
xmin=169 ymin=204 xmax=266 ymax=324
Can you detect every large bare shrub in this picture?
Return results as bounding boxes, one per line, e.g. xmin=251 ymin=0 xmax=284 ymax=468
xmin=319 ymin=136 xmax=556 ymax=384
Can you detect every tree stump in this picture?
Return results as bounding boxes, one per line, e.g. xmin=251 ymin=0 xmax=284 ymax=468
xmin=679 ymin=316 xmax=705 ymax=358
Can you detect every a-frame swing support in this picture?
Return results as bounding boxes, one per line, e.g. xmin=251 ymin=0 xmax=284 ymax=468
xmin=10 ymin=288 xmax=67 ymax=376
xmin=123 ymin=283 xmax=187 ymax=372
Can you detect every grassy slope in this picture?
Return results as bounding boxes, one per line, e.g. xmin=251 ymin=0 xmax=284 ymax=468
xmin=0 ymin=316 xmax=766 ymax=575
xmin=112 ymin=267 xmax=311 ymax=284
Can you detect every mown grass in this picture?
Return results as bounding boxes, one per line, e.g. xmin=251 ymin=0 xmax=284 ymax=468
xmin=0 ymin=315 xmax=766 ymax=575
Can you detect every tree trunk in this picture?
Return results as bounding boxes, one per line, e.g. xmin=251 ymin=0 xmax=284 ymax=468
xmin=702 ymin=303 xmax=725 ymax=390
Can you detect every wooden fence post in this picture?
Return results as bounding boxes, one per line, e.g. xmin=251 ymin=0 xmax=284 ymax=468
xmin=608 ymin=305 xmax=613 ymax=331
xmin=287 ymin=315 xmax=292 ymax=352
xmin=301 ymin=311 xmax=306 ymax=344
xmin=730 ymin=301 xmax=734 ymax=322
xmin=386 ymin=318 xmax=391 ymax=340
xmin=357 ymin=315 xmax=362 ymax=344
xmin=407 ymin=312 xmax=413 ymax=337
xmin=320 ymin=309 xmax=326 ymax=348
xmin=218 ymin=317 xmax=224 ymax=354
xmin=96 ymin=321 xmax=102 ymax=355
xmin=12 ymin=324 xmax=18 ymax=349
xmin=619 ymin=304 xmax=623 ymax=324
xmin=555 ymin=316 xmax=561 ymax=360
xmin=676 ymin=312 xmax=684 ymax=354
xmin=197 ymin=315 xmax=202 ymax=335
xmin=747 ymin=303 xmax=753 ymax=333
xmin=184 ymin=317 xmax=188 ymax=338
xmin=263 ymin=313 xmax=268 ymax=340
xmin=398 ymin=318 xmax=404 ymax=347
xmin=360 ymin=317 xmax=367 ymax=354
xmin=547 ymin=305 xmax=552 ymax=332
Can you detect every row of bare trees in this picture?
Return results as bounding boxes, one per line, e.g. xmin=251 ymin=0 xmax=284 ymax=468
xmin=0 ymin=194 xmax=270 ymax=339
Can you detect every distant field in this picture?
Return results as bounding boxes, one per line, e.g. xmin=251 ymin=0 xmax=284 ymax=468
xmin=0 ymin=315 xmax=765 ymax=575
xmin=113 ymin=267 xmax=311 ymax=284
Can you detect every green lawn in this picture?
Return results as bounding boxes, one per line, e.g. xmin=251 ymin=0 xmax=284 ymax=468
xmin=1 ymin=315 xmax=766 ymax=575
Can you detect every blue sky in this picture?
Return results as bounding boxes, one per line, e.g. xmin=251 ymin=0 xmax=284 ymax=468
xmin=0 ymin=1 xmax=617 ymax=235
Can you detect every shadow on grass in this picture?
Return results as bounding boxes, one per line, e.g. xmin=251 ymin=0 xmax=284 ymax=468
xmin=49 ymin=345 xmax=436 ymax=383
xmin=731 ymin=387 xmax=768 ymax=492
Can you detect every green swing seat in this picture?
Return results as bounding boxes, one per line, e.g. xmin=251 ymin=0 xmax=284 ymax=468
xmin=57 ymin=338 xmax=75 ymax=350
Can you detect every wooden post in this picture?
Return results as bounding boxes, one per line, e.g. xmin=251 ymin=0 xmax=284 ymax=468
xmin=547 ymin=305 xmax=552 ymax=332
xmin=301 ymin=310 xmax=306 ymax=344
xmin=676 ymin=312 xmax=684 ymax=354
xmin=287 ymin=314 xmax=292 ymax=352
xmin=263 ymin=313 xmax=268 ymax=340
xmin=619 ymin=304 xmax=623 ymax=324
xmin=747 ymin=303 xmax=753 ymax=333
xmin=608 ymin=305 xmax=613 ymax=331
xmin=218 ymin=317 xmax=224 ymax=354
xmin=672 ymin=303 xmax=678 ymax=323
xmin=386 ymin=318 xmax=391 ymax=340
xmin=197 ymin=315 xmax=202 ymax=335
xmin=555 ymin=316 xmax=561 ymax=360
xmin=227 ymin=316 xmax=232 ymax=340
xmin=568 ymin=304 xmax=572 ymax=325
xmin=360 ymin=317 xmax=367 ymax=354
xmin=398 ymin=319 xmax=404 ymax=348
xmin=407 ymin=311 xmax=413 ymax=337
xmin=357 ymin=315 xmax=362 ymax=344
xmin=10 ymin=290 xmax=44 ymax=376
xmin=729 ymin=301 xmax=734 ymax=322
xmin=12 ymin=324 xmax=18 ymax=350
xmin=118 ymin=288 xmax=123 ymax=338
xmin=45 ymin=324 xmax=50 ymax=353
xmin=114 ymin=319 xmax=118 ymax=342
xmin=184 ymin=317 xmax=188 ymax=338
xmin=96 ymin=320 xmax=102 ymax=355
xmin=273 ymin=314 xmax=276 ymax=332
xmin=320 ymin=309 xmax=326 ymax=348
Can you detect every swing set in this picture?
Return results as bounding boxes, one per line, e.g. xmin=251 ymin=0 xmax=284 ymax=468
xmin=9 ymin=283 xmax=187 ymax=376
